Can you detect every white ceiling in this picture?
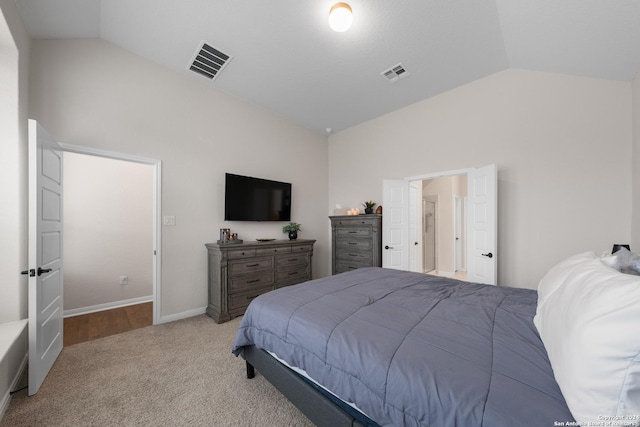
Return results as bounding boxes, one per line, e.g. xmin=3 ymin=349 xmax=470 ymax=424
xmin=14 ymin=0 xmax=640 ymax=134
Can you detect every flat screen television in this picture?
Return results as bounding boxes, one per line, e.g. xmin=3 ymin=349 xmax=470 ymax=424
xmin=224 ymin=173 xmax=292 ymax=221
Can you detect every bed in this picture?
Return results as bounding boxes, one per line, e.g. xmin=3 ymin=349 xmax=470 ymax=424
xmin=232 ymin=262 xmax=640 ymax=426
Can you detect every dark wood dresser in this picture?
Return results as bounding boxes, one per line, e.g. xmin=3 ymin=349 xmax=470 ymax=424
xmin=205 ymin=239 xmax=315 ymax=323
xmin=330 ymin=214 xmax=382 ymax=274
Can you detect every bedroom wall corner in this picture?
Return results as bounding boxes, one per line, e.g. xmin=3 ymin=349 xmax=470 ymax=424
xmin=28 ymin=38 xmax=329 ymax=320
xmin=328 ymin=69 xmax=632 ymax=288
xmin=632 ymin=71 xmax=640 ymax=252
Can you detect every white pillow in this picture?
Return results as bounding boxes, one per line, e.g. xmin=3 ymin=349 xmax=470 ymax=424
xmin=534 ymin=255 xmax=640 ymax=424
xmin=535 ymin=251 xmax=596 ymax=313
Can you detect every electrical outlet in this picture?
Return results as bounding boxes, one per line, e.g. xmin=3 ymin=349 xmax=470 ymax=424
xmin=163 ymin=216 xmax=176 ymax=226
xmin=120 ymin=275 xmax=128 ymax=285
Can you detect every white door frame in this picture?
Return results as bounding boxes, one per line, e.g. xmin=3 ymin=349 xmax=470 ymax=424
xmin=59 ymin=143 xmax=162 ymax=325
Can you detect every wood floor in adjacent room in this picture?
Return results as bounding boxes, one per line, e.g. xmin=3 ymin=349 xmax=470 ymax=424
xmin=63 ymin=302 xmax=153 ymax=347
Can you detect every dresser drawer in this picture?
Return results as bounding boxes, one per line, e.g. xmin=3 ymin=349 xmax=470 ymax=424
xmin=336 ymin=238 xmax=372 ymax=251
xmin=276 ymin=253 xmax=309 ymax=268
xmin=229 ymin=272 xmax=275 ymax=293
xmin=256 ymin=246 xmax=291 ymax=256
xmin=227 ymin=248 xmax=256 ymax=259
xmin=335 ymin=250 xmax=372 ymax=263
xmin=228 ymin=286 xmax=273 ymax=314
xmin=276 ymin=268 xmax=310 ymax=288
xmin=292 ymin=244 xmax=312 ymax=253
xmin=336 ymin=228 xmax=372 ymax=238
xmin=276 ymin=266 xmax=309 ymax=282
xmin=333 ymin=217 xmax=378 ymax=226
xmin=335 ymin=259 xmax=370 ymax=273
xmin=228 ymin=257 xmax=273 ymax=275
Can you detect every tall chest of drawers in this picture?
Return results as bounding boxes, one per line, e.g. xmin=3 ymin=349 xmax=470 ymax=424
xmin=205 ymin=239 xmax=315 ymax=323
xmin=330 ymin=214 xmax=382 ymax=274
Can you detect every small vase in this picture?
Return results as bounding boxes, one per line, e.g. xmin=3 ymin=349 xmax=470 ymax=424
xmin=365 ymin=208 xmax=373 ymax=214
xmin=288 ymin=231 xmax=297 ymax=240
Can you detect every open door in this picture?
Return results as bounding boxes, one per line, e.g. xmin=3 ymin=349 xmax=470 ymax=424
xmin=382 ymin=179 xmax=409 ymax=270
xmin=466 ymin=164 xmax=497 ymax=285
xmin=408 ymin=184 xmax=421 ymax=272
xmin=27 ymin=119 xmax=64 ymax=395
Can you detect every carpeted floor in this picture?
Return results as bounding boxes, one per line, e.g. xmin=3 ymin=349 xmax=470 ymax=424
xmin=1 ymin=315 xmax=314 ymax=426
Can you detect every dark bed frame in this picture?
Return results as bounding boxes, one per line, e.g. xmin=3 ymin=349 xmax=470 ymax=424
xmin=242 ymin=345 xmax=370 ymax=427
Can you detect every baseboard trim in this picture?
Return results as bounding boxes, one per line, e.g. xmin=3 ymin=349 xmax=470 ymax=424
xmin=435 ymin=270 xmax=455 ymax=277
xmin=158 ymin=307 xmax=207 ymax=325
xmin=64 ymin=296 xmax=153 ymax=318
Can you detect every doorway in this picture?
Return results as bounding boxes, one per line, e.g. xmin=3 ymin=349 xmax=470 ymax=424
xmin=413 ymin=174 xmax=467 ymax=279
xmin=60 ymin=144 xmax=162 ymax=327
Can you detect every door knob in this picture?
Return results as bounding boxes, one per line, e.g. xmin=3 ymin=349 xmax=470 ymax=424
xmin=21 ymin=269 xmax=35 ymax=277
xmin=414 ymin=242 xmax=418 ymax=245
xmin=481 ymin=252 xmax=493 ymax=258
xmin=385 ymin=245 xmax=393 ymax=250
xmin=37 ymin=267 xmax=52 ymax=276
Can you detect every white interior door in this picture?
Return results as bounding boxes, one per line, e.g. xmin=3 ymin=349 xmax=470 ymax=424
xmin=454 ymin=195 xmax=462 ymax=271
xmin=28 ymin=119 xmax=64 ymax=395
xmin=382 ymin=180 xmax=409 ymax=270
xmin=466 ymin=164 xmax=497 ymax=285
xmin=408 ymin=185 xmax=420 ymax=272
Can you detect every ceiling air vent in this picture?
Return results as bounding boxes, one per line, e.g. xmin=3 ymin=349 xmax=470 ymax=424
xmin=381 ymin=63 xmax=410 ymax=83
xmin=189 ymin=41 xmax=232 ymax=81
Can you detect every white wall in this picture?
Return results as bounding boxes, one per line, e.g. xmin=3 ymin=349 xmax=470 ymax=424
xmin=17 ymin=39 xmax=640 ymax=300
xmin=63 ymin=152 xmax=153 ymax=311
xmin=0 ymin=0 xmax=29 ymax=323
xmin=632 ymin=72 xmax=640 ymax=251
xmin=29 ymin=38 xmax=329 ymax=321
xmin=329 ymin=69 xmax=632 ymax=288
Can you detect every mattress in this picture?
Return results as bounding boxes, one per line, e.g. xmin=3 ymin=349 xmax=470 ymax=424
xmin=232 ymin=267 xmax=574 ymax=426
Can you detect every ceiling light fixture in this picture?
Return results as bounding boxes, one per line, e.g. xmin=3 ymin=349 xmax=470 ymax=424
xmin=328 ymin=2 xmax=352 ymax=32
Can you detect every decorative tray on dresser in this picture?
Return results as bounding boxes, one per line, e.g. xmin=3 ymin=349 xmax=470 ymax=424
xmin=205 ymin=239 xmax=315 ymax=323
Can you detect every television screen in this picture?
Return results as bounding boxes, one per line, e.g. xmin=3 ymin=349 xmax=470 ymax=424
xmin=224 ymin=173 xmax=292 ymax=221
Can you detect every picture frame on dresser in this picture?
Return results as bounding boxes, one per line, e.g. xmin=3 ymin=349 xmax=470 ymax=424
xmin=205 ymin=239 xmax=315 ymax=323
xmin=330 ymin=214 xmax=382 ymax=274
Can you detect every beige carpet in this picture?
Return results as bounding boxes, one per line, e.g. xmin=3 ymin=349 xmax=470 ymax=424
xmin=1 ymin=315 xmax=314 ymax=427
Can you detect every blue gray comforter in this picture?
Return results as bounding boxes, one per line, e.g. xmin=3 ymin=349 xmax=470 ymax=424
xmin=232 ymin=267 xmax=573 ymax=426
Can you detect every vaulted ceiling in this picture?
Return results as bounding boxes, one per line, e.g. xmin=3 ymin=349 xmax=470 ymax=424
xmin=14 ymin=0 xmax=640 ymax=134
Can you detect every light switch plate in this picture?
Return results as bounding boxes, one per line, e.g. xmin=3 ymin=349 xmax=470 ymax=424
xmin=163 ymin=215 xmax=176 ymax=226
